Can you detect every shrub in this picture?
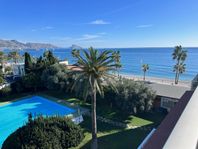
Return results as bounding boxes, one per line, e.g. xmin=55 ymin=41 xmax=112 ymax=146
xmin=0 ymin=76 xmax=4 ymax=85
xmin=104 ymin=78 xmax=156 ymax=114
xmin=41 ymin=64 xmax=69 ymax=91
xmin=2 ymin=115 xmax=84 ymax=149
xmin=4 ymin=66 xmax=12 ymax=75
xmin=0 ymin=86 xmax=12 ymax=97
xmin=11 ymin=79 xmax=24 ymax=93
xmin=22 ymin=72 xmax=41 ymax=91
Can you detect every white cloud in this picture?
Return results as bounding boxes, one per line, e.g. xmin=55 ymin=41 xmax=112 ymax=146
xmin=49 ymin=33 xmax=107 ymax=47
xmin=77 ymin=34 xmax=101 ymax=41
xmin=50 ymin=36 xmax=72 ymax=41
xmin=136 ymin=24 xmax=153 ymax=28
xmin=31 ymin=26 xmax=54 ymax=32
xmin=89 ymin=19 xmax=110 ymax=25
xmin=97 ymin=32 xmax=107 ymax=35
xmin=41 ymin=26 xmax=54 ymax=30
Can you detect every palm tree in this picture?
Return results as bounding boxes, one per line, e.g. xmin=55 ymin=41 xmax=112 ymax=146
xmin=8 ymin=51 xmax=21 ymax=64
xmin=71 ymin=49 xmax=80 ymax=58
xmin=174 ymin=63 xmax=186 ymax=83
xmin=112 ymin=51 xmax=122 ymax=76
xmin=70 ymin=47 xmax=118 ymax=149
xmin=142 ymin=64 xmax=149 ymax=81
xmin=172 ymin=45 xmax=187 ymax=84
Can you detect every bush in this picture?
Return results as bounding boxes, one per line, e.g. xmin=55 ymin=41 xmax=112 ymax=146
xmin=104 ymin=78 xmax=156 ymax=114
xmin=4 ymin=66 xmax=12 ymax=75
xmin=11 ymin=79 xmax=24 ymax=93
xmin=22 ymin=72 xmax=41 ymax=91
xmin=0 ymin=86 xmax=12 ymax=97
xmin=41 ymin=64 xmax=69 ymax=91
xmin=2 ymin=115 xmax=84 ymax=149
xmin=0 ymin=76 xmax=4 ymax=85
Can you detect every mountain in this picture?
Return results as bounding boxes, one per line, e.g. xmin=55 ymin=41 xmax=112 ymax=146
xmin=0 ymin=39 xmax=58 ymax=50
xmin=71 ymin=44 xmax=83 ymax=50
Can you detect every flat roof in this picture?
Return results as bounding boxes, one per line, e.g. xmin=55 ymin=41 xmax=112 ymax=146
xmin=148 ymin=83 xmax=190 ymax=99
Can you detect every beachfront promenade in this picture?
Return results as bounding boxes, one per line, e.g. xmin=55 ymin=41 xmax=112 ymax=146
xmin=122 ymin=74 xmax=191 ymax=87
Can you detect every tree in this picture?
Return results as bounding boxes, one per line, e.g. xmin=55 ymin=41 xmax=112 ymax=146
xmin=70 ymin=47 xmax=118 ymax=149
xmin=22 ymin=72 xmax=40 ymax=92
xmin=173 ymin=63 xmax=186 ymax=82
xmin=71 ymin=49 xmax=80 ymax=58
xmin=112 ymin=51 xmax=122 ymax=76
xmin=0 ymin=51 xmax=7 ymax=73
xmin=0 ymin=69 xmax=4 ymax=85
xmin=43 ymin=50 xmax=58 ymax=66
xmin=8 ymin=51 xmax=21 ymax=64
xmin=172 ymin=45 xmax=187 ymax=84
xmin=24 ymin=52 xmax=33 ymax=74
xmin=142 ymin=64 xmax=149 ymax=81
xmin=41 ymin=64 xmax=69 ymax=90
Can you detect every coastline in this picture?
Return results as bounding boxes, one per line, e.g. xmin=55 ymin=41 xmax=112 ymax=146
xmin=121 ymin=74 xmax=192 ymax=88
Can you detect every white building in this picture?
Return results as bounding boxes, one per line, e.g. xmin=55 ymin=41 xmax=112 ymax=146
xmin=12 ymin=63 xmax=25 ymax=76
xmin=2 ymin=62 xmax=25 ymax=77
xmin=59 ymin=60 xmax=69 ymax=65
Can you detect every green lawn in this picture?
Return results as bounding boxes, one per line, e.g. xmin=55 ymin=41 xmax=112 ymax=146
xmin=0 ymin=91 xmax=167 ymax=149
xmin=72 ymin=116 xmax=153 ymax=149
xmin=39 ymin=91 xmax=166 ymax=149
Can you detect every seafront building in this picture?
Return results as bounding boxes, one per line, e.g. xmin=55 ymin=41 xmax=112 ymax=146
xmin=138 ymin=75 xmax=198 ymax=149
xmin=150 ymin=83 xmax=190 ymax=111
xmin=141 ymin=87 xmax=198 ymax=149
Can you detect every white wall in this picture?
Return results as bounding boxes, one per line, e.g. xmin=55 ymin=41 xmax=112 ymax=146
xmin=163 ymin=88 xmax=198 ymax=149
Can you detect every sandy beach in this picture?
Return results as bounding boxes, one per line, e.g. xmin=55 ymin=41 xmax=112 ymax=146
xmin=121 ymin=74 xmax=192 ymax=88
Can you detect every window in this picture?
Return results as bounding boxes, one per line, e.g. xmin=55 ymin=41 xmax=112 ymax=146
xmin=161 ymin=97 xmax=177 ymax=110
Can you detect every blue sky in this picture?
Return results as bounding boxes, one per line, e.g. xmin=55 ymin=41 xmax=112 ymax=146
xmin=0 ymin=0 xmax=198 ymax=48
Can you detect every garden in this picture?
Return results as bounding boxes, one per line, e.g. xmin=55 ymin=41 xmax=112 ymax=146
xmin=0 ymin=49 xmax=167 ymax=148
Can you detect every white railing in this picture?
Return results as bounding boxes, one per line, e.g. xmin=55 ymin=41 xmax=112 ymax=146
xmin=137 ymin=128 xmax=156 ymax=149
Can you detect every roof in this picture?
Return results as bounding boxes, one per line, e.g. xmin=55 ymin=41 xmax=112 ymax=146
xmin=142 ymin=90 xmax=194 ymax=149
xmin=148 ymin=83 xmax=190 ymax=99
xmin=66 ymin=65 xmax=82 ymax=71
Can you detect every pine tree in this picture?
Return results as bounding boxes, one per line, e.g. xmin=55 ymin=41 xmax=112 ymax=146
xmin=24 ymin=52 xmax=33 ymax=74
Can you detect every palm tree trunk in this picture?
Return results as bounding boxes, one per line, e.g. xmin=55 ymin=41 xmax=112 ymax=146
xmin=175 ymin=71 xmax=178 ymax=84
xmin=91 ymin=89 xmax=98 ymax=149
xmin=176 ymin=73 xmax=180 ymax=84
xmin=143 ymin=71 xmax=146 ymax=81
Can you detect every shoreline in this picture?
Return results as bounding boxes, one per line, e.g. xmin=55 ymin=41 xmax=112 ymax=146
xmin=121 ymin=74 xmax=192 ymax=88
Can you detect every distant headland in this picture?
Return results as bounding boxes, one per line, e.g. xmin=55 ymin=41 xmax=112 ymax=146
xmin=0 ymin=39 xmax=58 ymax=50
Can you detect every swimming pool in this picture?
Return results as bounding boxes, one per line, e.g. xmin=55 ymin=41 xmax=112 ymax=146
xmin=0 ymin=96 xmax=76 ymax=147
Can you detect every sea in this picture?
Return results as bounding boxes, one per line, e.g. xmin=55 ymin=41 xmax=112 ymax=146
xmin=2 ymin=47 xmax=198 ymax=81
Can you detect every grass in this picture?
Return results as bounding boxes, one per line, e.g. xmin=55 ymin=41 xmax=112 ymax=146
xmin=36 ymin=91 xmax=166 ymax=148
xmin=0 ymin=91 xmax=167 ymax=149
xmin=72 ymin=116 xmax=152 ymax=149
xmin=125 ymin=115 xmax=153 ymax=126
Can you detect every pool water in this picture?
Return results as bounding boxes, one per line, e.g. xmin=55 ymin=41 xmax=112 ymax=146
xmin=0 ymin=96 xmax=76 ymax=146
